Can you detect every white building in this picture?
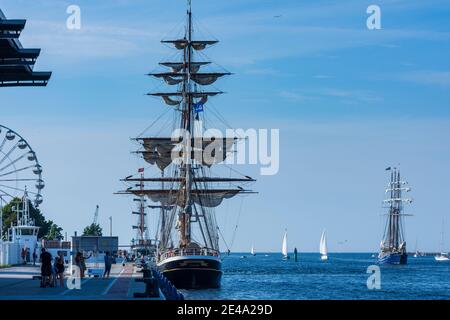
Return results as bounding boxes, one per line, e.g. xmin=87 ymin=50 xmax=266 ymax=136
xmin=0 ymin=191 xmax=40 ymax=265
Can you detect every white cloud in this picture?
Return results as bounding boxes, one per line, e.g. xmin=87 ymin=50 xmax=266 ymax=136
xmin=314 ymin=74 xmax=333 ymax=79
xmin=12 ymin=0 xmax=450 ymax=67
xmin=280 ymin=88 xmax=383 ymax=104
xmin=21 ymin=20 xmax=166 ymax=59
xmin=243 ymin=68 xmax=280 ymax=76
xmin=394 ymin=70 xmax=450 ymax=87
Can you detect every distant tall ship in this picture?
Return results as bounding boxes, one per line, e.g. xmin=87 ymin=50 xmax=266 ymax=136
xmin=378 ymin=167 xmax=413 ymax=265
xmin=130 ymin=171 xmax=157 ymax=256
xmin=118 ymin=0 xmax=255 ymax=289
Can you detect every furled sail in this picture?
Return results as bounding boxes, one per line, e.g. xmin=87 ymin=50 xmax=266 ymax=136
xmin=192 ymin=190 xmax=239 ymax=207
xmin=149 ymin=91 xmax=222 ymax=97
xmin=148 ymin=91 xmax=222 ymax=106
xmin=161 ymin=95 xmax=182 ymax=106
xmin=128 ymin=188 xmax=244 ymax=208
xmin=162 ymin=76 xmax=184 ymax=85
xmin=160 ymin=61 xmax=210 ymax=73
xmin=149 ymin=72 xmax=230 ymax=86
xmin=195 ymin=95 xmax=208 ymax=105
xmin=161 ymin=39 xmax=218 ymax=50
xmin=122 ymin=176 xmax=255 ymax=183
xmin=383 ymin=198 xmax=413 ymax=204
xmin=191 ymin=73 xmax=227 ymax=85
xmin=137 ymin=138 xmax=174 ymax=170
xmin=137 ymin=137 xmax=235 ymax=168
xmin=141 ymin=150 xmax=172 ymax=171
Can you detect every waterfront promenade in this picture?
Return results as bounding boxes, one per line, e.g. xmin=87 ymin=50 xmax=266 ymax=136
xmin=0 ymin=263 xmax=152 ymax=300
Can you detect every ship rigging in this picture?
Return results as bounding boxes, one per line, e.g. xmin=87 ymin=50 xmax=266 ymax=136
xmin=118 ymin=0 xmax=255 ymax=288
xmin=378 ymin=167 xmax=413 ymax=265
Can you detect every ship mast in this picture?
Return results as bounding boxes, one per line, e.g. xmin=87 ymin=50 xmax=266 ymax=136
xmin=181 ymin=0 xmax=193 ymax=247
xmin=117 ymin=0 xmax=255 ymax=256
xmin=132 ymin=174 xmax=149 ymax=251
xmin=382 ymin=167 xmax=412 ymax=252
xmin=139 ymin=174 xmax=146 ymax=241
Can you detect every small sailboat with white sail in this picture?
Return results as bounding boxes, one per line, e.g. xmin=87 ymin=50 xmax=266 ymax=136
xmin=435 ymin=219 xmax=449 ymax=262
xmin=282 ymin=230 xmax=289 ymax=260
xmin=413 ymin=238 xmax=420 ymax=258
xmin=320 ymin=229 xmax=328 ymax=261
xmin=250 ymin=244 xmax=256 ymax=256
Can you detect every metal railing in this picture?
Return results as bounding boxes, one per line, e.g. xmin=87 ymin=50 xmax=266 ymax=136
xmin=159 ymin=247 xmax=220 ymax=261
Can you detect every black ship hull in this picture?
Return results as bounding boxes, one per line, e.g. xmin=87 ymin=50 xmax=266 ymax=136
xmin=158 ymin=255 xmax=222 ymax=289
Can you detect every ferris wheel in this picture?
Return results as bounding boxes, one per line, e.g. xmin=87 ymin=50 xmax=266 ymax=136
xmin=0 ymin=125 xmax=44 ymax=207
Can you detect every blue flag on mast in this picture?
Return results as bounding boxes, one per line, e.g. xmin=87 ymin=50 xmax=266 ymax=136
xmin=193 ymin=102 xmax=204 ymax=113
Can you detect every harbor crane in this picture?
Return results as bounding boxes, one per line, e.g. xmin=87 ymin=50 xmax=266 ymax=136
xmin=92 ymin=205 xmax=99 ymax=225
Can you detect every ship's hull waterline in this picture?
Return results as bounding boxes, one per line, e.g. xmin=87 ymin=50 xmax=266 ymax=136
xmin=378 ymin=252 xmax=408 ymax=265
xmin=158 ymin=255 xmax=222 ymax=289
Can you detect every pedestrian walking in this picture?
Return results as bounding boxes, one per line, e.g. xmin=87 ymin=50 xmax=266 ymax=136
xmin=21 ymin=247 xmax=27 ymax=265
xmin=32 ymin=247 xmax=37 ymax=266
xmin=75 ymin=251 xmax=91 ymax=278
xmin=103 ymin=251 xmax=112 ymax=278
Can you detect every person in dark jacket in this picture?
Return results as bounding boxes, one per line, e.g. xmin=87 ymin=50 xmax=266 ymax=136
xmin=103 ymin=251 xmax=112 ymax=278
xmin=55 ymin=254 xmax=65 ymax=287
xmin=32 ymin=248 xmax=37 ymax=266
xmin=40 ymin=248 xmax=53 ymax=287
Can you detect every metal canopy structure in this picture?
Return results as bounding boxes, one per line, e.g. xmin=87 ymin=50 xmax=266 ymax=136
xmin=0 ymin=9 xmax=51 ymax=87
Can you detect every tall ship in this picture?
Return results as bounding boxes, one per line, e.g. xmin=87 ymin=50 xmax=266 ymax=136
xmin=130 ymin=171 xmax=157 ymax=256
xmin=118 ymin=1 xmax=255 ymax=289
xmin=378 ymin=167 xmax=412 ymax=265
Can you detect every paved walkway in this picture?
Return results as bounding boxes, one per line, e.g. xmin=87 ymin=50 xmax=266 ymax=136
xmin=0 ymin=263 xmax=155 ymax=300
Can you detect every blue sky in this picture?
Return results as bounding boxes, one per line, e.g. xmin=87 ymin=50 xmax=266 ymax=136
xmin=1 ymin=0 xmax=450 ymax=252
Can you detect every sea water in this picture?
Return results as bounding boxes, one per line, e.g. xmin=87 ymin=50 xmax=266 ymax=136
xmin=180 ymin=253 xmax=450 ymax=300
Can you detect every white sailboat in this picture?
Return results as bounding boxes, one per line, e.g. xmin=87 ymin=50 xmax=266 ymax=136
xmin=320 ymin=230 xmax=328 ymax=261
xmin=435 ymin=219 xmax=449 ymax=262
xmin=250 ymin=244 xmax=256 ymax=256
xmin=282 ymin=230 xmax=289 ymax=260
xmin=413 ymin=238 xmax=420 ymax=258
